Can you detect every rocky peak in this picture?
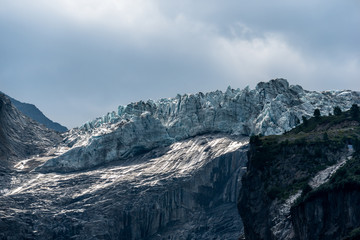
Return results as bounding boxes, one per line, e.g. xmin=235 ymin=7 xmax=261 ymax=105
xmin=0 ymin=92 xmax=10 ymax=111
xmin=35 ymin=79 xmax=360 ymax=173
xmin=255 ymin=78 xmax=291 ymax=98
xmin=0 ymin=92 xmax=68 ymax=132
xmin=0 ymin=93 xmax=61 ymax=163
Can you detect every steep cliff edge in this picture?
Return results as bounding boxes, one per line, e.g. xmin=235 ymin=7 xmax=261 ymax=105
xmin=238 ymin=106 xmax=360 ymax=240
xmin=291 ymin=182 xmax=360 ymax=240
xmin=291 ymin=141 xmax=360 ymax=239
xmin=0 ymin=134 xmax=248 ymax=239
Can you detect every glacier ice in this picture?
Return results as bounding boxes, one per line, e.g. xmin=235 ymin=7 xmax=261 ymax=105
xmin=37 ymin=78 xmax=360 ymax=172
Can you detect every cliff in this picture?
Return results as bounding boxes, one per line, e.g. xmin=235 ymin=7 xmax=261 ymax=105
xmin=292 ymin=185 xmax=360 ymax=240
xmin=0 ymin=93 xmax=61 ymax=165
xmin=0 ymin=134 xmax=248 ymax=239
xmin=239 ymin=106 xmax=360 ymax=240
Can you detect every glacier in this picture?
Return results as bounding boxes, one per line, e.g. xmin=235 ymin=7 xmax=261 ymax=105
xmin=37 ymin=78 xmax=360 ymax=172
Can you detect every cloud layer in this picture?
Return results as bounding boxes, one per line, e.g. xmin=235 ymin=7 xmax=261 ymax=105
xmin=1 ymin=0 xmax=359 ymax=128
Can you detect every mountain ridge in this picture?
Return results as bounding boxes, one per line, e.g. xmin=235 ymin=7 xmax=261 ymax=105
xmin=1 ymin=78 xmax=360 ymax=239
xmin=37 ymin=78 xmax=360 ymax=173
xmin=0 ymin=91 xmax=68 ymax=132
xmin=0 ymin=93 xmax=62 ymax=163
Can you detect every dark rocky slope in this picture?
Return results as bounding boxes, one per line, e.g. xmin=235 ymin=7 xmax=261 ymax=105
xmin=239 ymin=106 xmax=360 ymax=240
xmin=0 ymin=93 xmax=62 ymax=197
xmin=0 ymin=134 xmax=248 ymax=239
xmin=3 ymin=93 xmax=68 ymax=132
xmin=292 ymin=186 xmax=360 ymax=240
xmin=0 ymin=93 xmax=62 ymax=165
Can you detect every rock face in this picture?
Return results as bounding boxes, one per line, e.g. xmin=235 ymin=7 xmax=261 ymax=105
xmin=0 ymin=93 xmax=62 ymax=199
xmin=239 ymin=142 xmax=349 ymax=240
xmin=291 ymin=189 xmax=360 ymax=240
xmin=0 ymin=93 xmax=62 ymax=164
xmin=0 ymin=134 xmax=248 ymax=240
xmin=238 ymin=110 xmax=360 ymax=240
xmin=38 ymin=79 xmax=360 ymax=172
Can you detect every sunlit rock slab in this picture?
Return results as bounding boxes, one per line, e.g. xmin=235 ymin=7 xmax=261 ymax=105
xmin=0 ymin=134 xmax=248 ymax=240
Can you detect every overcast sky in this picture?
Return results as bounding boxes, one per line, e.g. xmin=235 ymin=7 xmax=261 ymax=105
xmin=1 ymin=0 xmax=359 ymax=128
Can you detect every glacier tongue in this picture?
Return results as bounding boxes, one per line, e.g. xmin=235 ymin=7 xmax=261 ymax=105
xmin=37 ymin=78 xmax=360 ymax=172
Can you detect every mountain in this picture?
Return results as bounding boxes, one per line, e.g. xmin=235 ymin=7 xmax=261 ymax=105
xmin=1 ymin=134 xmax=248 ymax=239
xmin=0 ymin=93 xmax=62 ymax=162
xmin=0 ymin=93 xmax=62 ymax=191
xmin=37 ymin=78 xmax=360 ymax=173
xmin=0 ymin=92 xmax=68 ymax=132
xmin=239 ymin=107 xmax=360 ymax=240
xmin=1 ymin=79 xmax=360 ymax=239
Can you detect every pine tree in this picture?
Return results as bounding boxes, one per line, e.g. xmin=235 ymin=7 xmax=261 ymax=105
xmin=302 ymin=116 xmax=308 ymax=126
xmin=323 ymin=132 xmax=329 ymax=141
xmin=333 ymin=106 xmax=342 ymax=116
xmin=314 ymin=109 xmax=321 ymax=118
xmin=350 ymin=104 xmax=359 ymax=120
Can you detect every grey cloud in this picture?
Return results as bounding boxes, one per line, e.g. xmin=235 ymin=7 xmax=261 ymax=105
xmin=157 ymin=0 xmax=360 ymax=56
xmin=0 ymin=0 xmax=359 ymax=128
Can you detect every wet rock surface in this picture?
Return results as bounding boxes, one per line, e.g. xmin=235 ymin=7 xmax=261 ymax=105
xmin=291 ymin=190 xmax=360 ymax=240
xmin=238 ymin=111 xmax=360 ymax=240
xmin=0 ymin=135 xmax=248 ymax=239
xmin=238 ymin=142 xmax=354 ymax=240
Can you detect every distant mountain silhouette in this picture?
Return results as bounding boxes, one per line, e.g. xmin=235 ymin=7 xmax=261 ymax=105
xmin=0 ymin=92 xmax=67 ymax=132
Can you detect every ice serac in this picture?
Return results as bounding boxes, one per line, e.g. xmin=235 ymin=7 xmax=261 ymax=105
xmin=0 ymin=134 xmax=248 ymax=239
xmin=38 ymin=78 xmax=360 ymax=172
